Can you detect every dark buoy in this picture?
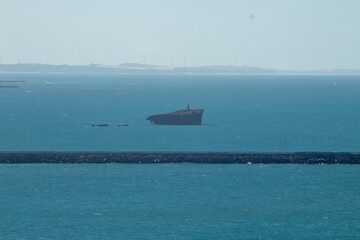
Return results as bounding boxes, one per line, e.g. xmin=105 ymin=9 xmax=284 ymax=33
xmin=91 ymin=124 xmax=109 ymax=127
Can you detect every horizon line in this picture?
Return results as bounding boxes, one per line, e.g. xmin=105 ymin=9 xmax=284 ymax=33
xmin=1 ymin=62 xmax=360 ymax=72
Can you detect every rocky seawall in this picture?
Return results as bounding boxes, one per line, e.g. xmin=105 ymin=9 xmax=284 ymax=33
xmin=0 ymin=152 xmax=359 ymax=164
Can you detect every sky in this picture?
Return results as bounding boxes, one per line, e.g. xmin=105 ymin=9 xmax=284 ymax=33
xmin=1 ymin=0 xmax=360 ymax=70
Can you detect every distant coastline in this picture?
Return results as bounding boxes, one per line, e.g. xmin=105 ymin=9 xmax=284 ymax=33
xmin=1 ymin=63 xmax=360 ymax=75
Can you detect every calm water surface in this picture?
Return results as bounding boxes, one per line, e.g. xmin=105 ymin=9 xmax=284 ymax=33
xmin=1 ymin=164 xmax=360 ymax=239
xmin=1 ymin=74 xmax=359 ymax=239
xmin=0 ymin=74 xmax=359 ymax=151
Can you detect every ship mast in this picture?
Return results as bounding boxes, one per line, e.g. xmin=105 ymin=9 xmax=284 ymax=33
xmin=187 ymin=104 xmax=190 ymax=111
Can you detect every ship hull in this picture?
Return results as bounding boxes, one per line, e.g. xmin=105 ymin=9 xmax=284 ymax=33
xmin=147 ymin=109 xmax=204 ymax=125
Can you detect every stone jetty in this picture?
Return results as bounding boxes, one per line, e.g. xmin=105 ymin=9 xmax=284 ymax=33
xmin=0 ymin=151 xmax=359 ymax=164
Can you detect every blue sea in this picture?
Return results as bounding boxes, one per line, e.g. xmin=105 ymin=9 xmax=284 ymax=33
xmin=1 ymin=73 xmax=360 ymax=239
xmin=1 ymin=164 xmax=360 ymax=239
xmin=1 ymin=74 xmax=359 ymax=152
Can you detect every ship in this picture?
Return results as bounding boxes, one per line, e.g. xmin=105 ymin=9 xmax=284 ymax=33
xmin=146 ymin=105 xmax=204 ymax=125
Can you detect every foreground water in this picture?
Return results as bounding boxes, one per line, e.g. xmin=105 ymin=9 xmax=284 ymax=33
xmin=0 ymin=74 xmax=359 ymax=152
xmin=1 ymin=74 xmax=360 ymax=239
xmin=1 ymin=164 xmax=359 ymax=239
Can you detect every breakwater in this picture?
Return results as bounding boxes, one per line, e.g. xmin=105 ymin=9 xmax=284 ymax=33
xmin=0 ymin=151 xmax=359 ymax=164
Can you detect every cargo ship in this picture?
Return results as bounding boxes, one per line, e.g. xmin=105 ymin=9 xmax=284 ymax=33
xmin=146 ymin=105 xmax=204 ymax=125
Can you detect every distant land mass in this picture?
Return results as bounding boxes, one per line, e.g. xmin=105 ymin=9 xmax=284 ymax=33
xmin=0 ymin=63 xmax=360 ymax=75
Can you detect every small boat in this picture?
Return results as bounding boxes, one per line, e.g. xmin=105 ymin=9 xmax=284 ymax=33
xmin=146 ymin=105 xmax=204 ymax=125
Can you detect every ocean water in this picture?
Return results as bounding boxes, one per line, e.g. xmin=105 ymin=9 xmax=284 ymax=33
xmin=1 ymin=74 xmax=360 ymax=239
xmin=0 ymin=73 xmax=359 ymax=152
xmin=1 ymin=164 xmax=360 ymax=239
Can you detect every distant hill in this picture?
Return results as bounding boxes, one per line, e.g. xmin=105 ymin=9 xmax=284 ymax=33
xmin=0 ymin=63 xmax=359 ymax=75
xmin=178 ymin=65 xmax=279 ymax=74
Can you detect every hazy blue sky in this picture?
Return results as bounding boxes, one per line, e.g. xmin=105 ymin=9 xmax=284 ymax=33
xmin=1 ymin=0 xmax=359 ymax=69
